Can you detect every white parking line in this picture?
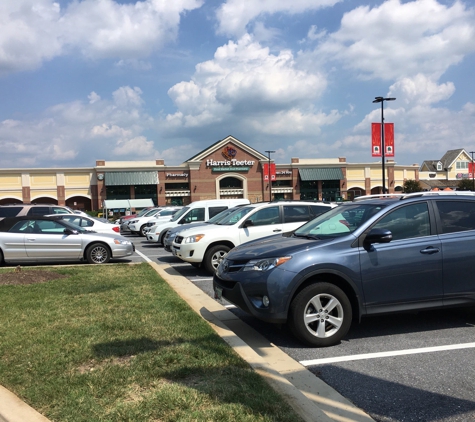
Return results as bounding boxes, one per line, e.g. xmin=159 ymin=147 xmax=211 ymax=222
xmin=135 ymin=250 xmax=151 ymax=262
xmin=300 ymin=342 xmax=475 ymax=366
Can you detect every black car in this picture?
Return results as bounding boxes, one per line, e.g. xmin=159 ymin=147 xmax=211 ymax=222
xmin=214 ymin=192 xmax=475 ymax=347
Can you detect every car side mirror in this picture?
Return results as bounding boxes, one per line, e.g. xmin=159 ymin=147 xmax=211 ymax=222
xmin=64 ymin=228 xmax=78 ymax=235
xmin=364 ymin=228 xmax=392 ymax=248
xmin=242 ymin=219 xmax=254 ymax=228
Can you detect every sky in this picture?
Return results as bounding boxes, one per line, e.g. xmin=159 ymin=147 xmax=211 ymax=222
xmin=1 ymin=0 xmax=475 ymax=170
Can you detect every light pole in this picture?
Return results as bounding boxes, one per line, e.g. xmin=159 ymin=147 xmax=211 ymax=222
xmin=373 ymin=96 xmax=396 ymax=194
xmin=265 ymin=150 xmax=275 ymax=201
xmin=470 ymin=151 xmax=475 ymax=191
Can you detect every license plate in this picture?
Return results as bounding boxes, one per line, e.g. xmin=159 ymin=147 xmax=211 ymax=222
xmin=214 ymin=286 xmax=223 ymax=300
xmin=172 ymin=248 xmax=177 ymax=256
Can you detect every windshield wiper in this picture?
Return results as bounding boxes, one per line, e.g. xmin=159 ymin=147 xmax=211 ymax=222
xmin=293 ymin=233 xmax=321 ymax=240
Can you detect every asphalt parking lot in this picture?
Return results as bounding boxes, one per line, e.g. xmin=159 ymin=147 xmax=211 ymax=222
xmin=126 ymin=234 xmax=475 ymax=422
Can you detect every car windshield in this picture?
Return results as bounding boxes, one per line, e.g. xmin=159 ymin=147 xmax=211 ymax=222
xmin=170 ymin=206 xmax=190 ymax=222
xmin=136 ymin=208 xmax=152 ymax=217
xmin=205 ymin=207 xmax=237 ymax=224
xmin=144 ymin=208 xmax=160 ymax=217
xmin=294 ymin=203 xmax=387 ymax=238
xmin=215 ymin=206 xmax=254 ymax=226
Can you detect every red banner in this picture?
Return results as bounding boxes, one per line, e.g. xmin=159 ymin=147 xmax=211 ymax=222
xmin=371 ymin=123 xmax=381 ymax=157
xmin=469 ymin=162 xmax=475 ymax=177
xmin=384 ymin=123 xmax=394 ymax=157
xmin=263 ymin=163 xmax=276 ymax=181
xmin=371 ymin=123 xmax=395 ymax=157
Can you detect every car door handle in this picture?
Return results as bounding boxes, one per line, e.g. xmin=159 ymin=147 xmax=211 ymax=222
xmin=273 ymin=229 xmax=282 ymax=232
xmin=420 ymin=247 xmax=439 ymax=255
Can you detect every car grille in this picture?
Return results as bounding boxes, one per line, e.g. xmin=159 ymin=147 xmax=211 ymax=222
xmin=175 ymin=236 xmax=184 ymax=244
xmin=222 ymin=259 xmax=247 ymax=273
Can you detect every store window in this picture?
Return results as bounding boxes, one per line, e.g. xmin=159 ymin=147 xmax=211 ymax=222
xmin=106 ymin=185 xmax=129 ymax=200
xmin=134 ymin=185 xmax=157 ymax=205
xmin=321 ymin=180 xmax=341 ymax=201
xmin=300 ymin=181 xmax=319 ymax=201
xmin=219 ymin=177 xmax=242 ymax=189
xmin=165 ymin=182 xmax=190 ymax=190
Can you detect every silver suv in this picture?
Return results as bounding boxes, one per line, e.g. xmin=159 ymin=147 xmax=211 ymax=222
xmin=0 ymin=204 xmax=75 ymax=218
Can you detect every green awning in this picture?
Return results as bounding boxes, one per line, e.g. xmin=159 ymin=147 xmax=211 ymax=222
xmin=104 ymin=171 xmax=158 ymax=186
xmin=299 ymin=168 xmax=344 ymax=181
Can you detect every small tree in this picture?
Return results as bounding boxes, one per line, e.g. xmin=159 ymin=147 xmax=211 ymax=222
xmin=457 ymin=179 xmax=474 ymax=191
xmin=403 ymin=179 xmax=422 ymax=193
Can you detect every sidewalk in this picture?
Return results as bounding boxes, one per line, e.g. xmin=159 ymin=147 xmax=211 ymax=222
xmin=0 ymin=261 xmax=375 ymax=422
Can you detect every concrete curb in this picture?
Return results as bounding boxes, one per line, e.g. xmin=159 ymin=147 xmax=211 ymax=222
xmin=150 ymin=262 xmax=375 ymax=422
xmin=0 ymin=386 xmax=50 ymax=422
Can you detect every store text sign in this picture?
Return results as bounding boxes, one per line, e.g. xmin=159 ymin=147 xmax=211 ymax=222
xmin=206 ymin=146 xmax=255 ymax=171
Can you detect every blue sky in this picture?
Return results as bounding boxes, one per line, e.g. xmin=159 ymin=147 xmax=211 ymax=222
xmin=1 ymin=0 xmax=475 ymax=169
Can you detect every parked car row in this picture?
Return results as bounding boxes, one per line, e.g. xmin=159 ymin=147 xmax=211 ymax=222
xmin=138 ymin=199 xmax=336 ymax=274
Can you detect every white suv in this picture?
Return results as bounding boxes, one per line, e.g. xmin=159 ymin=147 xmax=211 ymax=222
xmin=172 ymin=201 xmax=336 ymax=274
xmin=127 ymin=207 xmax=182 ymax=236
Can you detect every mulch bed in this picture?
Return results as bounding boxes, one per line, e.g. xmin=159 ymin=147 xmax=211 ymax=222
xmin=0 ymin=268 xmax=68 ymax=285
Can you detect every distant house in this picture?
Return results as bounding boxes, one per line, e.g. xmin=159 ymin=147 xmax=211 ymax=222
xmin=419 ymin=149 xmax=474 ymax=190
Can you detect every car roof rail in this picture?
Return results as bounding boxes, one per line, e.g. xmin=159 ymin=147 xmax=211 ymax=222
xmin=399 ymin=191 xmax=475 ymax=199
xmin=353 ymin=194 xmax=404 ymax=201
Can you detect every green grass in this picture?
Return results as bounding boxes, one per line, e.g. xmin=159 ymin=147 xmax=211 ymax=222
xmin=0 ymin=263 xmax=303 ymax=422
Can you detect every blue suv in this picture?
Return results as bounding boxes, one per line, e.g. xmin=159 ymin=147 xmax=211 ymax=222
xmin=213 ymin=192 xmax=475 ymax=347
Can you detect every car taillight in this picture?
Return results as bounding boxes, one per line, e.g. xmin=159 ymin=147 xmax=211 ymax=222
xmin=113 ymin=226 xmax=120 ymax=233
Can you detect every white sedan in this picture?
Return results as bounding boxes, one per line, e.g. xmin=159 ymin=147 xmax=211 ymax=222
xmin=46 ymin=214 xmax=121 ymax=234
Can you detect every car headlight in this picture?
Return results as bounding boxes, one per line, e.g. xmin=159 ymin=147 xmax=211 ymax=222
xmin=129 ymin=220 xmax=138 ymax=224
xmin=183 ymin=234 xmax=205 ymax=244
xmin=114 ymin=238 xmax=132 ymax=245
xmin=243 ymin=256 xmax=292 ymax=272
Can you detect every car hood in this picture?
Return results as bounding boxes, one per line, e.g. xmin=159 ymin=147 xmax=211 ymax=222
xmin=227 ymin=233 xmax=339 ymax=260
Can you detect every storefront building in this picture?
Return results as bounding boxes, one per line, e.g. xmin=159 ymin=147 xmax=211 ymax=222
xmin=0 ymin=135 xmax=420 ymax=211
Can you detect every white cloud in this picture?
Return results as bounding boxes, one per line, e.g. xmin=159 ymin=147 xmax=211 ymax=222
xmin=165 ymin=34 xmax=331 ymax=134
xmin=0 ymin=0 xmax=203 ymax=75
xmin=316 ymin=0 xmax=475 ymax=80
xmin=216 ymin=0 xmax=342 ymax=37
xmin=388 ymin=74 xmax=455 ymax=106
xmin=0 ymin=86 xmax=161 ymax=167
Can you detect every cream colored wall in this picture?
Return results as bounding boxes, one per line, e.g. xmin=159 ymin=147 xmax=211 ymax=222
xmin=65 ymin=189 xmax=91 ymax=199
xmin=65 ymin=173 xmax=92 ymax=185
xmin=0 ymin=174 xmax=23 ymax=200
xmin=30 ymin=190 xmax=58 ymax=200
xmin=30 ymin=174 xmax=57 ymax=187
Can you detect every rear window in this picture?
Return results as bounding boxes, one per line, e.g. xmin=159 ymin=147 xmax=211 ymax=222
xmin=436 ymin=200 xmax=475 ymax=233
xmin=26 ymin=207 xmax=50 ymax=216
xmin=283 ymin=205 xmax=312 ymax=223
xmin=0 ymin=207 xmax=23 ymax=217
xmin=209 ymin=206 xmax=228 ymax=218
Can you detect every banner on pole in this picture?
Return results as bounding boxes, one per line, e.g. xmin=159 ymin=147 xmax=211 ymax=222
xmin=263 ymin=163 xmax=276 ymax=181
xmin=371 ymin=123 xmax=395 ymax=157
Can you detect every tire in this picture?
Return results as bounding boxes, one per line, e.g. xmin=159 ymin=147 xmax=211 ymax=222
xmin=86 ymin=243 xmax=111 ymax=264
xmin=288 ymin=282 xmax=352 ymax=347
xmin=0 ymin=249 xmax=4 ymax=266
xmin=158 ymin=230 xmax=168 ymax=245
xmin=140 ymin=225 xmax=147 ymax=237
xmin=203 ymin=244 xmax=231 ymax=274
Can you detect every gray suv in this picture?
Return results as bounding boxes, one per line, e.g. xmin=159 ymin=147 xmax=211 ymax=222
xmin=214 ymin=192 xmax=475 ymax=347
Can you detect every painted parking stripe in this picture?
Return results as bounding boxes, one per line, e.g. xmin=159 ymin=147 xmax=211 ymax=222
xmin=135 ymin=250 xmax=151 ymax=262
xmin=300 ymin=342 xmax=475 ymax=366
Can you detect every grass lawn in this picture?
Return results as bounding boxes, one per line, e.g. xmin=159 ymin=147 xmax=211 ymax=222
xmin=0 ymin=263 xmax=303 ymax=422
